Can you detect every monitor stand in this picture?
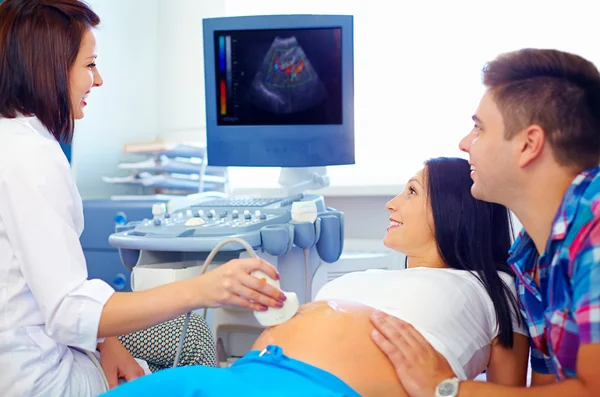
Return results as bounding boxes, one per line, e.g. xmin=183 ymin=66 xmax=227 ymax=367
xmin=278 ymin=167 xmax=330 ymax=196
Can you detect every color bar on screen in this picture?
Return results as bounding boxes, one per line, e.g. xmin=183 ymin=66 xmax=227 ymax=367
xmin=220 ymin=80 xmax=226 ymax=115
xmin=226 ymin=36 xmax=232 ymax=98
xmin=219 ymin=36 xmax=225 ymax=72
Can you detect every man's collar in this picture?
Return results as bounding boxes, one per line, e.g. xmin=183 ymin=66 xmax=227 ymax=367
xmin=549 ymin=166 xmax=600 ymax=241
xmin=508 ymin=166 xmax=600 ymax=266
xmin=508 ymin=229 xmax=536 ymax=267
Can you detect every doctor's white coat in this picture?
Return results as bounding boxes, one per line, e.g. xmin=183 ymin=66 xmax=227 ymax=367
xmin=0 ymin=115 xmax=115 ymax=396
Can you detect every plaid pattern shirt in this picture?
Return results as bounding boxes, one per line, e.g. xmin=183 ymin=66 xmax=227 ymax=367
xmin=508 ymin=165 xmax=600 ymax=380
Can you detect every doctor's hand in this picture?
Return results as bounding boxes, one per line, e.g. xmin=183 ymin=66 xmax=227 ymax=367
xmin=195 ymin=257 xmax=286 ymax=312
xmin=370 ymin=311 xmax=456 ymax=397
xmin=98 ymin=337 xmax=146 ymax=389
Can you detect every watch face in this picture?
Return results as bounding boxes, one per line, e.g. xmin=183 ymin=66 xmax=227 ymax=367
xmin=438 ymin=382 xmax=457 ymax=397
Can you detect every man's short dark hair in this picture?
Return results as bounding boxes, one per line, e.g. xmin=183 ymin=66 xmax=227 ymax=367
xmin=483 ymin=48 xmax=600 ymax=171
xmin=0 ymin=0 xmax=100 ymax=143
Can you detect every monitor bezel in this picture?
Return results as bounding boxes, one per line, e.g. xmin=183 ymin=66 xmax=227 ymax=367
xmin=202 ymin=14 xmax=354 ymax=168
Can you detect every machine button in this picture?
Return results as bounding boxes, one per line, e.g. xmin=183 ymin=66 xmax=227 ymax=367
xmin=185 ymin=218 xmax=206 ymax=227
xmin=152 ymin=203 xmax=166 ymax=216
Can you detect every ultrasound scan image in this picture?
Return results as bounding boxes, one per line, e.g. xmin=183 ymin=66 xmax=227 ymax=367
xmin=248 ymin=36 xmax=328 ymax=114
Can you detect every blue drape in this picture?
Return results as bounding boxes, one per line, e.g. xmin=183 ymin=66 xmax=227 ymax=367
xmin=60 ymin=141 xmax=72 ymax=163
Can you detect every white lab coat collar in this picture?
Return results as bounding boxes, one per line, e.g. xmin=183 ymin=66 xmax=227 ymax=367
xmin=11 ymin=112 xmax=57 ymax=142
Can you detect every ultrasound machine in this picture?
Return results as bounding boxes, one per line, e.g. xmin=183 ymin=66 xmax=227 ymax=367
xmin=108 ymin=14 xmax=358 ymax=365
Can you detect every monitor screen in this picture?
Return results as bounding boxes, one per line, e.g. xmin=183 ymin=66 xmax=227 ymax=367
xmin=203 ymin=15 xmax=354 ymax=168
xmin=214 ymin=28 xmax=342 ymax=126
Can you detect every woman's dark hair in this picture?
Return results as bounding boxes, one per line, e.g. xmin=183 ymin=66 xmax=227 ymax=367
xmin=424 ymin=157 xmax=521 ymax=348
xmin=0 ymin=0 xmax=100 ymax=143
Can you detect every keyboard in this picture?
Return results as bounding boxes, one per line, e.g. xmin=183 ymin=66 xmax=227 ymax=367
xmin=198 ymin=193 xmax=304 ymax=208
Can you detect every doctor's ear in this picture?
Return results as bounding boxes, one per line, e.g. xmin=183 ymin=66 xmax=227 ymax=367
xmin=516 ymin=125 xmax=546 ymax=168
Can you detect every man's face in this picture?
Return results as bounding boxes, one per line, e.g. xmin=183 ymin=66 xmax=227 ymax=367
xmin=458 ymin=90 xmax=516 ymax=205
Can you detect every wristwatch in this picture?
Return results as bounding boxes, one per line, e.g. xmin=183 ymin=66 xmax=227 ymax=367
xmin=434 ymin=377 xmax=460 ymax=397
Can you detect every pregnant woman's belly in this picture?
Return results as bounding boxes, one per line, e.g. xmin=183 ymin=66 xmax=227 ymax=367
xmin=251 ymin=299 xmax=408 ymax=397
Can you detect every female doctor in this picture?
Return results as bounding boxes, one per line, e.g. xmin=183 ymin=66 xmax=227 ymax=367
xmin=0 ymin=1 xmax=286 ymax=396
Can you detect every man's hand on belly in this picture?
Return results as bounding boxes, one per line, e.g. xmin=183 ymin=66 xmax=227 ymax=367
xmin=370 ymin=311 xmax=455 ymax=397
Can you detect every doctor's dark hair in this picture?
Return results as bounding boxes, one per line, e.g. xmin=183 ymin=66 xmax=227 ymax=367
xmin=0 ymin=0 xmax=100 ymax=143
xmin=424 ymin=157 xmax=522 ymax=348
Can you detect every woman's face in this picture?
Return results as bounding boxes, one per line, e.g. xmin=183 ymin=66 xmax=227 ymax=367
xmin=69 ymin=29 xmax=103 ymax=120
xmin=383 ymin=168 xmax=437 ymax=255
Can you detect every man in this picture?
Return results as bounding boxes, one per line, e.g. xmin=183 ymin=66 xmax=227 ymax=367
xmin=370 ymin=48 xmax=600 ymax=397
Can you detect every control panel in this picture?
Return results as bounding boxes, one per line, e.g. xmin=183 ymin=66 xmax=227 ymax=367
xmin=109 ymin=193 xmax=345 ymax=265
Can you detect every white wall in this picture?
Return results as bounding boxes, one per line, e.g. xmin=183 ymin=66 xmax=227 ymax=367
xmin=156 ymin=0 xmax=226 ymax=142
xmin=72 ymin=0 xmax=160 ymax=199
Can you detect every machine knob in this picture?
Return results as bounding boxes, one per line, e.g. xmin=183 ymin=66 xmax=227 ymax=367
xmin=153 ymin=218 xmax=162 ymax=226
xmin=113 ymin=273 xmax=127 ymax=290
xmin=243 ymin=210 xmax=251 ymax=220
xmin=259 ymin=213 xmax=267 ymax=220
xmin=219 ymin=210 xmax=227 ymax=218
xmin=232 ymin=210 xmax=239 ymax=219
xmin=114 ymin=212 xmax=127 ymax=225
xmin=207 ymin=210 xmax=216 ymax=219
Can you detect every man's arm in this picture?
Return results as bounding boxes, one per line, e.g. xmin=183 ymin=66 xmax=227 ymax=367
xmin=458 ymin=344 xmax=599 ymax=397
xmin=370 ymin=312 xmax=600 ymax=397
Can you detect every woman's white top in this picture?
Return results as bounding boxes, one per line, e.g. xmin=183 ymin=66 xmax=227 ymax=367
xmin=0 ymin=115 xmax=119 ymax=396
xmin=315 ymin=267 xmax=528 ymax=380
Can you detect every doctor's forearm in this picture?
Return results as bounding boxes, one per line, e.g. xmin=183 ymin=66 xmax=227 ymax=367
xmin=98 ymin=278 xmax=200 ymax=337
xmin=459 ymin=378 xmax=589 ymax=397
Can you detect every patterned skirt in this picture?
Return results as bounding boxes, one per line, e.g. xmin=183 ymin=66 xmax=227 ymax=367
xmin=117 ymin=312 xmax=217 ymax=372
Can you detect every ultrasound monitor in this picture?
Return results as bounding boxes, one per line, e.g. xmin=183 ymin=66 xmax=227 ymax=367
xmin=202 ymin=15 xmax=354 ymax=194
